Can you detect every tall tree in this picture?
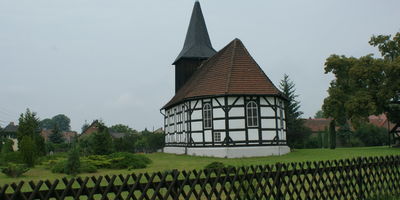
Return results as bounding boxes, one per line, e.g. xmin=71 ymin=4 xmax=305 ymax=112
xmin=279 ymin=74 xmax=311 ymax=148
xmin=109 ymin=124 xmax=137 ymax=134
xmin=323 ymin=31 xmax=400 ymax=130
xmin=39 ymin=118 xmax=54 ymax=130
xmin=17 ymin=109 xmax=45 ymax=156
xmin=89 ymin=122 xmax=113 ymax=155
xmin=314 ymin=110 xmax=325 ymax=118
xmin=49 ymin=124 xmax=64 ymax=144
xmin=19 ymin=136 xmax=37 ymax=167
xmin=52 ymin=114 xmax=71 ymax=132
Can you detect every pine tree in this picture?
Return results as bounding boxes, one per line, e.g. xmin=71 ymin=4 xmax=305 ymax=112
xmin=279 ymin=74 xmax=311 ymax=148
xmin=65 ymin=146 xmax=80 ymax=175
xmin=49 ymin=125 xmax=64 ymax=144
xmin=17 ymin=108 xmax=46 ymax=155
xmin=20 ymin=136 xmax=37 ymax=167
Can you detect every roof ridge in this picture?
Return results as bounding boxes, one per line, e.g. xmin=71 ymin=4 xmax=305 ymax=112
xmin=225 ymin=39 xmax=237 ymax=94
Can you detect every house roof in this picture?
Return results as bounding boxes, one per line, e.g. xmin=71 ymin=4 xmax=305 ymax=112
xmin=303 ymin=118 xmax=331 ymax=132
xmin=3 ymin=122 xmax=18 ymax=133
xmin=164 ymin=38 xmax=283 ymax=109
xmin=173 ymin=1 xmax=216 ymax=64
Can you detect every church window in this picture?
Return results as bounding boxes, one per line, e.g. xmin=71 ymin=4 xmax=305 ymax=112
xmin=203 ymin=103 xmax=212 ymax=129
xmin=214 ymin=132 xmax=221 ymax=142
xmin=246 ymin=101 xmax=258 ymax=127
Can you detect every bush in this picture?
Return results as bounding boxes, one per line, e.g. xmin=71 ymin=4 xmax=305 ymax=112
xmin=204 ymin=162 xmax=225 ymax=170
xmin=65 ymin=147 xmax=80 ymax=175
xmin=79 ymin=162 xmax=97 ymax=173
xmin=354 ymin=123 xmax=387 ymax=146
xmin=0 ymin=152 xmax=23 ymax=165
xmin=1 ymin=139 xmax=14 ymax=153
xmin=19 ymin=136 xmax=37 ymax=167
xmin=304 ymin=137 xmax=320 ymax=148
xmin=348 ymin=137 xmax=364 ymax=147
xmin=108 ymin=152 xmax=151 ymax=169
xmin=51 ymin=161 xmax=66 ymax=173
xmin=1 ymin=163 xmax=29 ymax=177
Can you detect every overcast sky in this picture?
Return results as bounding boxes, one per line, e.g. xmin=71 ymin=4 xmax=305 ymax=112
xmin=1 ymin=0 xmax=399 ymax=132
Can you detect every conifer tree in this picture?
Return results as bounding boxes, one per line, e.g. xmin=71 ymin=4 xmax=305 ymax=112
xmin=20 ymin=136 xmax=37 ymax=167
xmin=49 ymin=124 xmax=64 ymax=144
xmin=65 ymin=146 xmax=80 ymax=175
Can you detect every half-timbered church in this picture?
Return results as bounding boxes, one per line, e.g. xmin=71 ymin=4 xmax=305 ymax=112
xmin=162 ymin=2 xmax=290 ymax=158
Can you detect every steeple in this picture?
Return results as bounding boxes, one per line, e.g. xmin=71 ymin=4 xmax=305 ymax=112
xmin=173 ymin=1 xmax=216 ymax=93
xmin=173 ymin=1 xmax=216 ymax=64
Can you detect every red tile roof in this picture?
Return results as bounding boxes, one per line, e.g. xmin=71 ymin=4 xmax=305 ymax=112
xmin=164 ymin=38 xmax=283 ymax=109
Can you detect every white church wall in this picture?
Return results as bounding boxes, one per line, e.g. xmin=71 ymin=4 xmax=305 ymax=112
xmin=228 ymin=97 xmax=244 ymax=105
xmin=212 ymin=97 xmax=224 ymax=106
xmin=192 ymin=110 xmax=202 ymax=120
xmin=260 ymin=107 xmax=275 ymax=117
xmin=248 ymin=129 xmax=259 ymax=140
xmin=191 ymin=121 xmax=202 ymax=131
xmin=213 ymin=119 xmax=225 ymax=130
xmin=213 ymin=108 xmax=225 ymax=118
xmin=192 ymin=132 xmax=202 ymax=142
xmin=229 ymin=119 xmax=245 ymax=129
xmin=229 ymin=107 xmax=244 ymax=117
xmin=261 ymin=119 xmax=276 ymax=129
xmin=262 ymin=130 xmax=276 ymax=140
xmin=230 ymin=131 xmax=245 ymax=141
xmin=204 ymin=130 xmax=212 ymax=142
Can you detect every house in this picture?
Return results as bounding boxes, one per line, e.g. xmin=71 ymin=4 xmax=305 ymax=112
xmin=1 ymin=122 xmax=19 ymax=151
xmin=80 ymin=120 xmax=127 ymax=139
xmin=40 ymin=129 xmax=77 ymax=143
xmin=161 ymin=2 xmax=289 ymax=158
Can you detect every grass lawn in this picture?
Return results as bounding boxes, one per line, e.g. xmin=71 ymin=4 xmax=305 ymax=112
xmin=1 ymin=146 xmax=400 ymax=187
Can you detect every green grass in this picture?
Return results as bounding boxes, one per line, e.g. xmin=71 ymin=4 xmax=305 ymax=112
xmin=1 ymin=146 xmax=399 ymax=187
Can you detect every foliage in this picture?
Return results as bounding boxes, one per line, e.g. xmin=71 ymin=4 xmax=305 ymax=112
xmin=348 ymin=137 xmax=364 ymax=147
xmin=108 ymin=152 xmax=151 ymax=169
xmin=279 ymin=74 xmax=311 ymax=148
xmin=39 ymin=118 xmax=54 ymax=130
xmin=329 ymin=120 xmax=336 ymax=149
xmin=113 ymin=133 xmax=139 ymax=153
xmin=46 ymin=142 xmax=71 ymax=153
xmin=337 ymin=122 xmax=352 ymax=146
xmin=64 ymin=146 xmax=80 ymax=175
xmin=1 ymin=163 xmax=29 ymax=177
xmin=314 ymin=110 xmax=325 ymax=118
xmin=323 ymin=31 xmax=400 ymax=127
xmin=304 ymin=137 xmax=320 ymax=149
xmin=90 ymin=130 xmax=113 ymax=155
xmin=354 ymin=123 xmax=387 ymax=146
xmin=51 ymin=114 xmax=71 ymax=132
xmin=0 ymin=152 xmax=22 ymax=165
xmin=48 ymin=124 xmax=64 ymax=144
xmin=17 ymin=109 xmax=46 ymax=156
xmin=204 ymin=162 xmax=226 ymax=170
xmin=19 ymin=136 xmax=37 ymax=167
xmin=81 ymin=122 xmax=90 ymax=133
xmin=109 ymin=124 xmax=137 ymax=134
xmin=1 ymin=138 xmax=14 ymax=153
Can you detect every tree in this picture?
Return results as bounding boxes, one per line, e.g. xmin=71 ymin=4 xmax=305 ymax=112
xmin=49 ymin=125 xmax=64 ymax=144
xmin=1 ymin=139 xmax=14 ymax=153
xmin=109 ymin=124 xmax=137 ymax=134
xmin=279 ymin=74 xmax=311 ymax=148
xmin=323 ymin=31 xmax=400 ymax=129
xmin=64 ymin=146 xmax=80 ymax=175
xmin=329 ymin=120 xmax=336 ymax=149
xmin=39 ymin=118 xmax=54 ymax=130
xmin=51 ymin=114 xmax=71 ymax=132
xmin=17 ymin=109 xmax=46 ymax=156
xmin=314 ymin=110 xmax=325 ymax=118
xmin=19 ymin=136 xmax=37 ymax=167
xmin=89 ymin=123 xmax=113 ymax=155
xmin=81 ymin=122 xmax=90 ymax=133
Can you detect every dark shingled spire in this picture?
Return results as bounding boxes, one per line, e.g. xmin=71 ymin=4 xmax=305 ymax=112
xmin=173 ymin=1 xmax=216 ymax=64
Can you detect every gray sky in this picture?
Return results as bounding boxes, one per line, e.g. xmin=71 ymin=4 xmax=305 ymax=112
xmin=1 ymin=0 xmax=399 ymax=132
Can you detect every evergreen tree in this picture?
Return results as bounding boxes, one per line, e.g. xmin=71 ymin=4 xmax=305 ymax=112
xmin=49 ymin=125 xmax=64 ymax=144
xmin=90 ymin=123 xmax=113 ymax=155
xmin=279 ymin=74 xmax=311 ymax=148
xmin=17 ymin=109 xmax=46 ymax=156
xmin=20 ymin=136 xmax=37 ymax=167
xmin=64 ymin=146 xmax=80 ymax=175
xmin=329 ymin=120 xmax=336 ymax=149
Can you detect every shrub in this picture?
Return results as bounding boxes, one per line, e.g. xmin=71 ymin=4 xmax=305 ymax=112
xmin=1 ymin=139 xmax=14 ymax=153
xmin=1 ymin=163 xmax=29 ymax=177
xmin=348 ymin=137 xmax=364 ymax=147
xmin=354 ymin=123 xmax=387 ymax=146
xmin=79 ymin=162 xmax=97 ymax=173
xmin=51 ymin=161 xmax=66 ymax=173
xmin=204 ymin=162 xmax=225 ymax=170
xmin=82 ymin=155 xmax=112 ymax=168
xmin=0 ymin=152 xmax=23 ymax=165
xmin=19 ymin=136 xmax=37 ymax=167
xmin=108 ymin=152 xmax=151 ymax=169
xmin=64 ymin=147 xmax=80 ymax=175
xmin=304 ymin=137 xmax=320 ymax=148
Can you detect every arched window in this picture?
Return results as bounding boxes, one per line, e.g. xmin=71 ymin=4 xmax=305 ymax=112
xmin=246 ymin=101 xmax=258 ymax=127
xmin=203 ymin=103 xmax=212 ymax=129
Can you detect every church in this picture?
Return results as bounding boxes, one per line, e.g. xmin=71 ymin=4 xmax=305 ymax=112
xmin=161 ymin=2 xmax=290 ymax=158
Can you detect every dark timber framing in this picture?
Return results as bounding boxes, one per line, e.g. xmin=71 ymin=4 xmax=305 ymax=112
xmin=164 ymin=95 xmax=287 ymax=147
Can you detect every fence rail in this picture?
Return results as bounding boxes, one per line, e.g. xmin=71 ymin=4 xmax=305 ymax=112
xmin=1 ymin=155 xmax=400 ymax=199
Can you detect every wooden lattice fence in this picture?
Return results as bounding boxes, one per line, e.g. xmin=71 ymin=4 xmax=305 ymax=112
xmin=1 ymin=155 xmax=400 ymax=199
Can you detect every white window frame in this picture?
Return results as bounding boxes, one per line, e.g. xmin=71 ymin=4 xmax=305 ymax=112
xmin=246 ymin=101 xmax=259 ymax=127
xmin=203 ymin=103 xmax=212 ymax=129
xmin=214 ymin=132 xmax=221 ymax=142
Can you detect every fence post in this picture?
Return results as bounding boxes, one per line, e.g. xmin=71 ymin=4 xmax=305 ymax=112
xmin=275 ymin=163 xmax=283 ymax=200
xmin=357 ymin=157 xmax=364 ymax=200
